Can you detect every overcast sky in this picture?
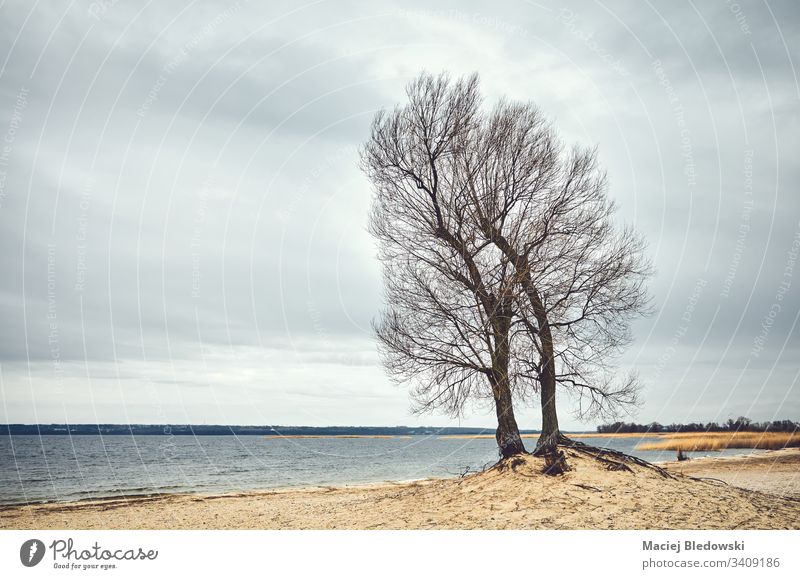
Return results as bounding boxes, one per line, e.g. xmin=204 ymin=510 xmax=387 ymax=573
xmin=0 ymin=0 xmax=798 ymax=430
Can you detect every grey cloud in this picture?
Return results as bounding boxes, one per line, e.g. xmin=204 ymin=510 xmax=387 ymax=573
xmin=0 ymin=0 xmax=797 ymax=428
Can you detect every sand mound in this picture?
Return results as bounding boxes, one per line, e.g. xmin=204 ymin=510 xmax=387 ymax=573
xmin=2 ymin=448 xmax=799 ymax=529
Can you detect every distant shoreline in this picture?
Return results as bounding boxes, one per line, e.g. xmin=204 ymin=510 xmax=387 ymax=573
xmin=5 ymin=424 xmax=795 ymax=439
xmin=1 ymin=424 xmax=535 ymax=436
xmin=0 ymin=424 xmax=674 ymax=437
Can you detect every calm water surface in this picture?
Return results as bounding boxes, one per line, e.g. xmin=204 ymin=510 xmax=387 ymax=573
xmin=0 ymin=435 xmax=763 ymax=504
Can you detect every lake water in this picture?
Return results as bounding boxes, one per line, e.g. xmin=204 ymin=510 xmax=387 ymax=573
xmin=0 ymin=435 xmax=763 ymax=505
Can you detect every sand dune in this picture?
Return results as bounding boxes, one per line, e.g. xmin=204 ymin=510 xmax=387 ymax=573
xmin=2 ymin=448 xmax=798 ymax=530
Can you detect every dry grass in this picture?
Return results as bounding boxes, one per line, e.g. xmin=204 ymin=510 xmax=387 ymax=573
xmin=636 ymin=431 xmax=800 ymax=451
xmin=572 ymin=432 xmax=668 ymax=439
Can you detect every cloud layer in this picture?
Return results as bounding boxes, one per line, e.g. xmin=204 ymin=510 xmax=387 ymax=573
xmin=0 ymin=0 xmax=798 ymax=428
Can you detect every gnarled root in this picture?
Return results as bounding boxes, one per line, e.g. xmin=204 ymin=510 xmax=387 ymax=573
xmin=559 ymin=435 xmax=675 ymax=479
xmin=533 ymin=431 xmax=571 ymax=475
xmin=542 ymin=448 xmax=570 ymax=475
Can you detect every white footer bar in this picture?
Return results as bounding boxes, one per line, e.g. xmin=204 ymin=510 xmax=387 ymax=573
xmin=1 ymin=530 xmax=798 ymax=578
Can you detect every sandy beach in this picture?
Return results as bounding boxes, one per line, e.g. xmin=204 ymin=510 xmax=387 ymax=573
xmin=2 ymin=448 xmax=798 ymax=530
xmin=663 ymin=448 xmax=800 ymax=499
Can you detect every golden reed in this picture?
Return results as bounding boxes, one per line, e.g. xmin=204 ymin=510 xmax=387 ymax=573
xmin=636 ymin=431 xmax=800 ymax=451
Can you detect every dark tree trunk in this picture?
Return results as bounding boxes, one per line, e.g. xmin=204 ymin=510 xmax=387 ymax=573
xmin=523 ymin=284 xmax=567 ymax=473
xmin=534 ymin=321 xmax=560 ymax=456
xmin=492 ymin=377 xmax=526 ymax=458
xmin=485 ymin=236 xmax=564 ymax=462
xmin=491 ymin=309 xmax=526 ymax=458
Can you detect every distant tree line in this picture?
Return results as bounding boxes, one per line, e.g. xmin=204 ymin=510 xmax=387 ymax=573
xmin=597 ymin=416 xmax=799 ymax=434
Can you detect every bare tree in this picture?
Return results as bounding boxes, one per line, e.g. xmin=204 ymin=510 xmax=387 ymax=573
xmin=362 ymin=72 xmax=652 ymax=466
xmin=363 ymin=74 xmax=528 ymax=458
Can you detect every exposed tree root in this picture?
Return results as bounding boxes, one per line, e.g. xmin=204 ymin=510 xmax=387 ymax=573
xmin=491 ymin=455 xmax=529 ymax=475
xmin=532 ymin=431 xmax=571 ymax=475
xmin=541 ymin=448 xmax=571 ymax=475
xmin=558 ymin=435 xmax=676 ymax=479
xmin=489 ymin=435 xmax=677 ymax=479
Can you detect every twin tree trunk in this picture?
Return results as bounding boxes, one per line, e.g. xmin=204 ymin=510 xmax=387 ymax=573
xmin=490 ymin=290 xmax=568 ymax=472
xmin=480 ymin=231 xmax=564 ymax=464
